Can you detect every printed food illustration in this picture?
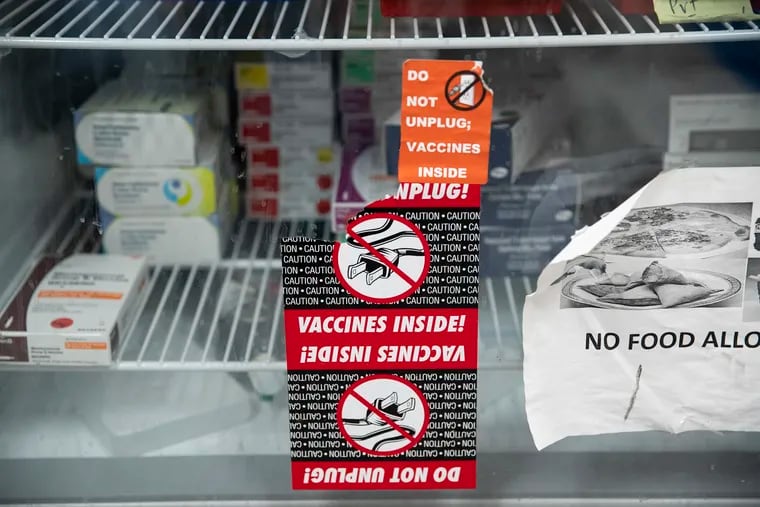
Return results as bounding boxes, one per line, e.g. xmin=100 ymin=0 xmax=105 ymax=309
xmin=560 ymin=258 xmax=742 ymax=309
xmin=591 ymin=205 xmax=750 ymax=257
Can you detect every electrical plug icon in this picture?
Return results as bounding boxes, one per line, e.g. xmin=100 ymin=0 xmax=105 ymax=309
xmin=365 ymin=392 xmax=416 ymax=426
xmin=347 ymin=248 xmax=400 ymax=285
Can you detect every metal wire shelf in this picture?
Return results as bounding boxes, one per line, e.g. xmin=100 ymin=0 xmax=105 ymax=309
xmin=0 ymin=197 xmax=528 ymax=372
xmin=0 ymin=0 xmax=757 ymax=50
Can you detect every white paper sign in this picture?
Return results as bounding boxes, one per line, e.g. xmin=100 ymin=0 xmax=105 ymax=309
xmin=524 ymin=166 xmax=760 ymax=450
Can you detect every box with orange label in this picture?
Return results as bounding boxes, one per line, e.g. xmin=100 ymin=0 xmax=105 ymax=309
xmin=247 ymin=170 xmax=334 ymax=219
xmin=0 ymin=254 xmax=148 ymax=366
xmin=246 ymin=144 xmax=339 ymax=173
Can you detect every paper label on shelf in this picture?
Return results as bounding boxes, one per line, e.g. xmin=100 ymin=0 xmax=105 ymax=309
xmin=523 ymin=166 xmax=760 ymax=450
xmin=654 ymin=0 xmax=760 ymax=23
xmin=398 ymin=60 xmax=493 ymax=185
xmin=281 ymin=183 xmax=480 ymax=490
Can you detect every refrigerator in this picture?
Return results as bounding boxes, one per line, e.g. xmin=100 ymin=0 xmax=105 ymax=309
xmin=0 ymin=0 xmax=759 ymax=504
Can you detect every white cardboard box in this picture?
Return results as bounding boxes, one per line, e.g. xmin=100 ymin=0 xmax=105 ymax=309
xmin=238 ymin=115 xmax=334 ymax=147
xmin=246 ymin=144 xmax=338 ymax=173
xmin=235 ymin=62 xmax=332 ymax=92
xmin=0 ymin=255 xmax=148 ymax=366
xmin=246 ymin=192 xmax=333 ymax=219
xmin=238 ymin=89 xmax=334 ymax=119
xmin=95 ymin=134 xmax=227 ymax=217
xmin=248 ymin=170 xmax=334 ymax=194
xmin=669 ymin=94 xmax=760 ymax=153
xmin=101 ymin=183 xmax=237 ymax=264
xmin=75 ymin=81 xmax=208 ymax=167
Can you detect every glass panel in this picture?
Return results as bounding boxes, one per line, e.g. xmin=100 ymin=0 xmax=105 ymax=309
xmin=0 ymin=8 xmax=758 ymax=500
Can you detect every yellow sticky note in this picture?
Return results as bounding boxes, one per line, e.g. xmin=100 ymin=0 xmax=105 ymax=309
xmin=654 ymin=0 xmax=760 ymax=23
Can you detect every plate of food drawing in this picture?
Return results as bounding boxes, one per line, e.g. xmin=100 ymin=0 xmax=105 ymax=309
xmin=590 ymin=205 xmax=750 ymax=259
xmin=561 ymin=261 xmax=742 ymax=310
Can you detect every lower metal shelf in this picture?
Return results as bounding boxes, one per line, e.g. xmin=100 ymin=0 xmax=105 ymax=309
xmin=1 ymin=197 xmax=530 ymax=371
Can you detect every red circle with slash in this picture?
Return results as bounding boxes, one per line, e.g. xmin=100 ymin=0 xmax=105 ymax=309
xmin=337 ymin=374 xmax=430 ymax=457
xmin=333 ymin=213 xmax=430 ymax=304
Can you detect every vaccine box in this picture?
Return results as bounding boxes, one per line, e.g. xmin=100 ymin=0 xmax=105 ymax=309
xmin=247 ymin=144 xmax=338 ymax=173
xmin=247 ymin=191 xmax=333 ymax=219
xmin=238 ymin=88 xmax=334 ymax=119
xmin=669 ymin=94 xmax=760 ymax=153
xmin=342 ymin=114 xmax=378 ymax=146
xmin=75 ymin=81 xmax=208 ymax=167
xmin=95 ymin=135 xmax=227 ymax=217
xmin=332 ymin=145 xmax=399 ymax=235
xmin=238 ymin=115 xmax=334 ymax=147
xmin=235 ymin=61 xmax=332 ymax=92
xmin=248 ymin=171 xmax=334 ymax=195
xmin=339 ymin=50 xmax=437 ymax=88
xmin=247 ymin=166 xmax=335 ymax=219
xmin=101 ymin=183 xmax=237 ymax=264
xmin=247 ymin=171 xmax=334 ymax=217
xmin=0 ymin=254 xmax=148 ymax=366
xmin=384 ymin=88 xmax=564 ymax=180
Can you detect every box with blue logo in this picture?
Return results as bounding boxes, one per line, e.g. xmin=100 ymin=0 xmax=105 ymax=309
xmin=95 ymin=135 xmax=226 ymax=218
xmin=99 ymin=181 xmax=238 ymax=264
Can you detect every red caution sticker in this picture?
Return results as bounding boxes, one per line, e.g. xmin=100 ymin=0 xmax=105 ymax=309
xmin=337 ymin=374 xmax=429 ymax=457
xmin=333 ymin=213 xmax=430 ymax=304
xmin=282 ymin=183 xmax=480 ymax=490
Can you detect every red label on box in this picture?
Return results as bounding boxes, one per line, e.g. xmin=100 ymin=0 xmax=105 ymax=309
xmin=240 ymin=121 xmax=271 ymax=143
xmin=316 ymin=198 xmax=331 ymax=215
xmin=249 ymin=147 xmax=280 ymax=169
xmin=317 ymin=174 xmax=333 ymax=190
xmin=247 ymin=197 xmax=278 ymax=217
xmin=241 ymin=93 xmax=272 ymax=115
xmin=250 ymin=173 xmax=279 ymax=192
xmin=281 ymin=183 xmax=480 ymax=490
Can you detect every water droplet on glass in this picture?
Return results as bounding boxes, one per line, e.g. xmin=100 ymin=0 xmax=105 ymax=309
xmin=274 ymin=29 xmax=313 ymax=59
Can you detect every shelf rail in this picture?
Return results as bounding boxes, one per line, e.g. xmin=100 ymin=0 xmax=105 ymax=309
xmin=0 ymin=0 xmax=757 ymax=49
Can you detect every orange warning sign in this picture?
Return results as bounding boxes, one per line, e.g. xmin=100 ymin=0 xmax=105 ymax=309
xmin=398 ymin=60 xmax=493 ymax=185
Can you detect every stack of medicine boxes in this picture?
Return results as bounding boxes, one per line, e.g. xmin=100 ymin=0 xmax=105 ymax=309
xmin=235 ymin=55 xmax=338 ymax=219
xmin=339 ymin=49 xmax=438 ymax=148
xmin=75 ymin=80 xmax=234 ymax=264
xmin=337 ymin=0 xmax=437 ymax=147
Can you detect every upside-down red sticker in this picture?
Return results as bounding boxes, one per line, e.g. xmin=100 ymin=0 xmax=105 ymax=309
xmin=337 ymin=374 xmax=430 ymax=457
xmin=281 ymin=182 xmax=480 ymax=490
